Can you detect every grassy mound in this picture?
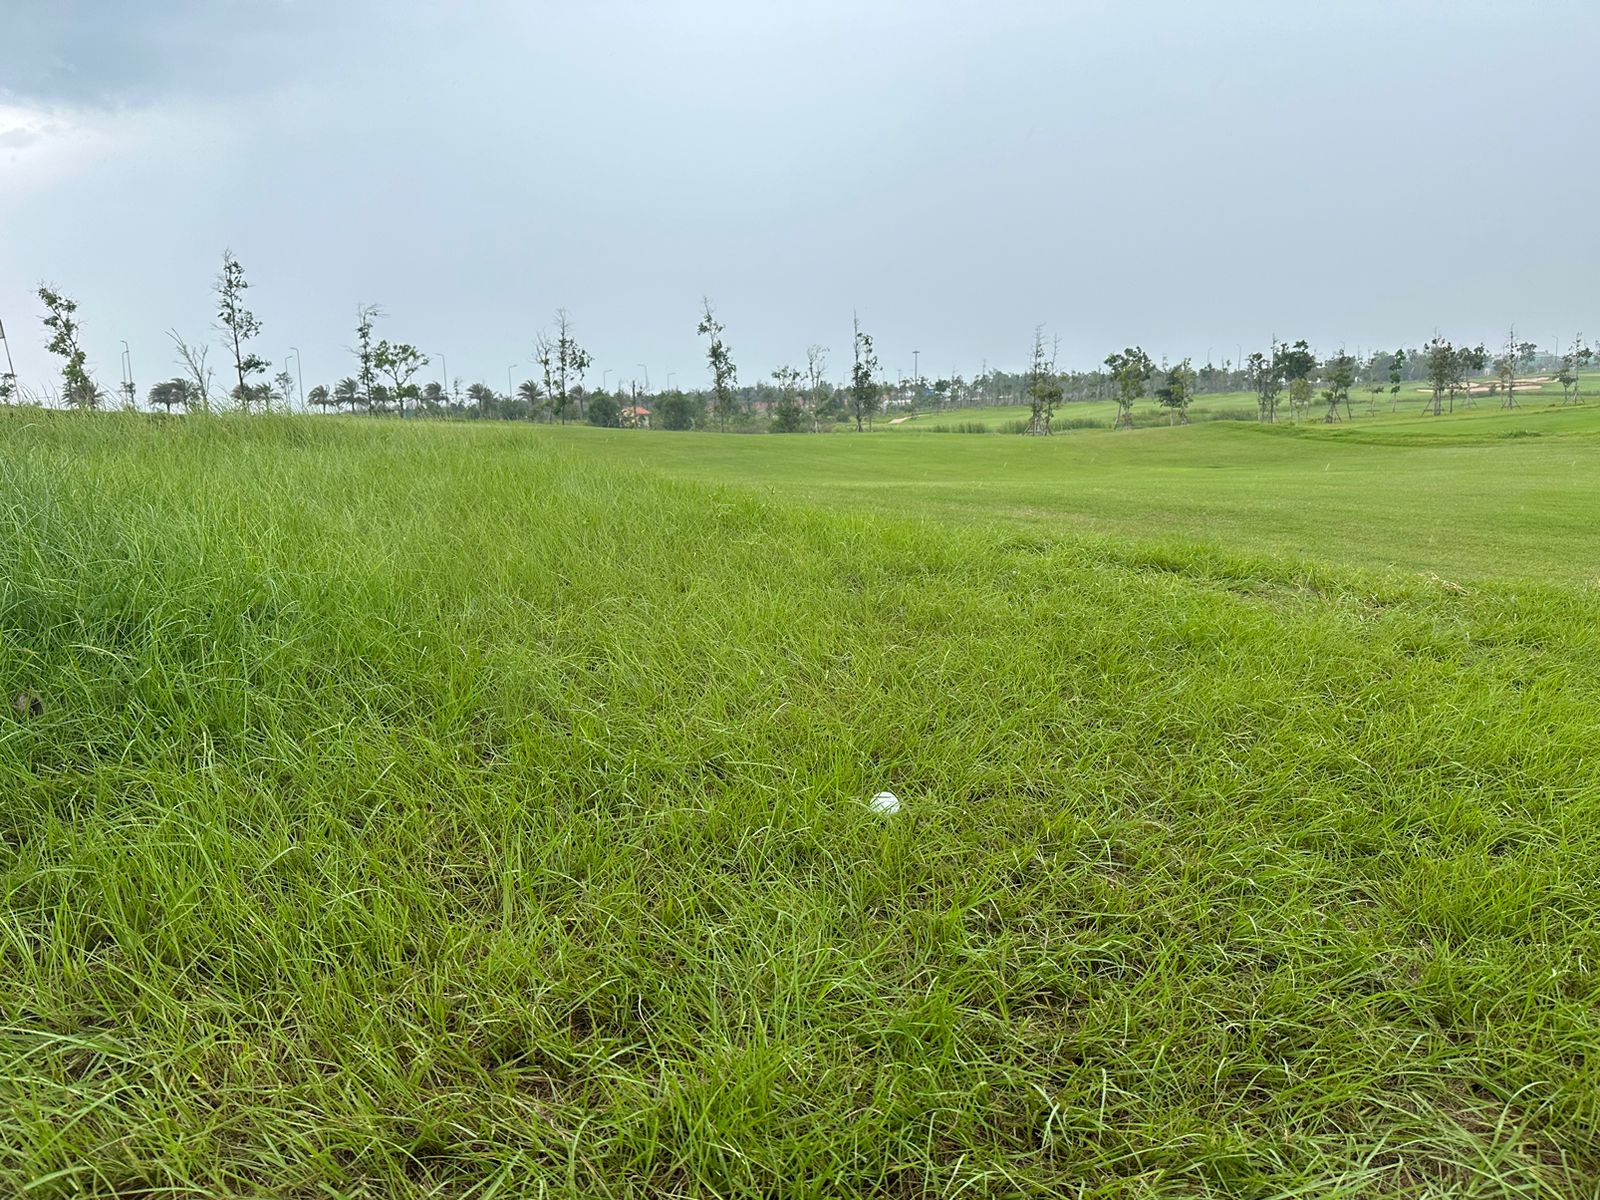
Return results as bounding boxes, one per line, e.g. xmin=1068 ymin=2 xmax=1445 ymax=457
xmin=2 ymin=413 xmax=1597 ymax=1196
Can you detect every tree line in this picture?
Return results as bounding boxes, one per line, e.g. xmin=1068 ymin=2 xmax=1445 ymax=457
xmin=6 ymin=252 xmax=1592 ymax=434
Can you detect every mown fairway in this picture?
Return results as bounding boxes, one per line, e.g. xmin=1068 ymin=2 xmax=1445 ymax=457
xmin=569 ymin=392 xmax=1600 ymax=585
xmin=2 ymin=409 xmax=1598 ymax=1197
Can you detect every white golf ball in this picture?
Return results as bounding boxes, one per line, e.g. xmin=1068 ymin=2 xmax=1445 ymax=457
xmin=868 ymin=791 xmax=901 ymax=815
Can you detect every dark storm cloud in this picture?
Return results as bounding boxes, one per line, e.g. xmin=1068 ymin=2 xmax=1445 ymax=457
xmin=2 ymin=0 xmax=372 ymax=104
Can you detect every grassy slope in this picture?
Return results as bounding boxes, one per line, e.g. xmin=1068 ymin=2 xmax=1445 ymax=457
xmin=886 ymin=389 xmax=1259 ymax=431
xmin=558 ymin=398 xmax=1600 ymax=585
xmin=885 ymin=373 xmax=1595 ymax=434
xmin=2 ymin=412 xmax=1598 ymax=1197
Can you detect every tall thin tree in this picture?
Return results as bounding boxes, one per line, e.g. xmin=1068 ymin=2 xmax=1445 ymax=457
xmin=1423 ymin=335 xmax=1455 ymax=416
xmin=536 ymin=309 xmax=593 ymax=423
xmin=697 ymin=299 xmax=738 ymax=431
xmin=1322 ymin=350 xmax=1355 ymax=423
xmin=354 ymin=304 xmax=383 ymax=414
xmin=1025 ymin=327 xmax=1063 ymax=434
xmin=37 ymin=284 xmax=98 ymax=409
xmin=216 ymin=250 xmax=269 ymax=413
xmin=849 ymin=313 xmax=880 ymax=433
xmin=1456 ymin=343 xmax=1488 ymax=409
xmin=1497 ymin=327 xmax=1522 ymax=409
xmin=804 ymin=344 xmax=829 ymax=432
xmin=1557 ymin=334 xmax=1588 ymax=404
xmin=1388 ymin=347 xmax=1406 ymax=412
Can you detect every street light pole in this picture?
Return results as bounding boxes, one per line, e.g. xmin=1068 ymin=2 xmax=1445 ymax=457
xmin=120 ymin=340 xmax=133 ymax=409
xmin=0 ymin=317 xmax=18 ymax=402
xmin=636 ymin=364 xmax=650 ymax=391
xmin=289 ymin=347 xmax=303 ymax=411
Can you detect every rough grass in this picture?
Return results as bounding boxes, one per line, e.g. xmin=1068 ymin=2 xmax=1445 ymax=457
xmin=2 ymin=412 xmax=1598 ymax=1197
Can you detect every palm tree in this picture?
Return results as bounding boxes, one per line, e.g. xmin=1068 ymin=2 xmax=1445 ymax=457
xmin=332 ymin=377 xmax=359 ymax=414
xmin=306 ymin=384 xmax=332 ymax=413
xmin=516 ymin=379 xmax=544 ymax=421
xmin=465 ymin=382 xmax=498 ymax=419
xmin=147 ymin=378 xmax=190 ymax=414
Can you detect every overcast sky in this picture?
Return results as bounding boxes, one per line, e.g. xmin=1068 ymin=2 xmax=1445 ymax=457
xmin=3 ymin=0 xmax=1597 ymax=401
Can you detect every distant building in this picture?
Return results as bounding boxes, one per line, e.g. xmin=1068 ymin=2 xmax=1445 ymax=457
xmin=621 ymin=404 xmax=652 ymax=429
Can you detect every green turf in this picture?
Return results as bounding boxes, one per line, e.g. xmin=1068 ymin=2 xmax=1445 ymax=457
xmin=885 ymin=389 xmax=1260 ymax=431
xmin=888 ymin=373 xmax=1593 ymax=435
xmin=2 ymin=409 xmax=1598 ymax=1197
xmin=560 ymin=393 xmax=1600 ymax=586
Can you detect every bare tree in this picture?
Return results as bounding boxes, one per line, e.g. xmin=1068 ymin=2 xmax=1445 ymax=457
xmin=168 ymin=330 xmax=215 ymax=413
xmin=272 ymin=370 xmax=295 ymax=412
xmin=536 ymin=309 xmax=593 ymax=423
xmin=804 ymin=344 xmax=829 ymax=432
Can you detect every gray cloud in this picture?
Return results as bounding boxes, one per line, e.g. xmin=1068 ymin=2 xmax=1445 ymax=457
xmin=1 ymin=0 xmax=384 ymax=104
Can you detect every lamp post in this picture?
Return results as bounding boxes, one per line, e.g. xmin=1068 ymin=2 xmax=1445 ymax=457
xmin=289 ymin=348 xmax=303 ymax=411
xmin=0 ymin=317 xmax=18 ymax=402
xmin=120 ymin=340 xmax=134 ymax=409
xmin=636 ymin=363 xmax=650 ymax=391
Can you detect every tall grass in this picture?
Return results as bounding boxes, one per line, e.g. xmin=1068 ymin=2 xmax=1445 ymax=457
xmin=1 ymin=412 xmax=1597 ymax=1196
